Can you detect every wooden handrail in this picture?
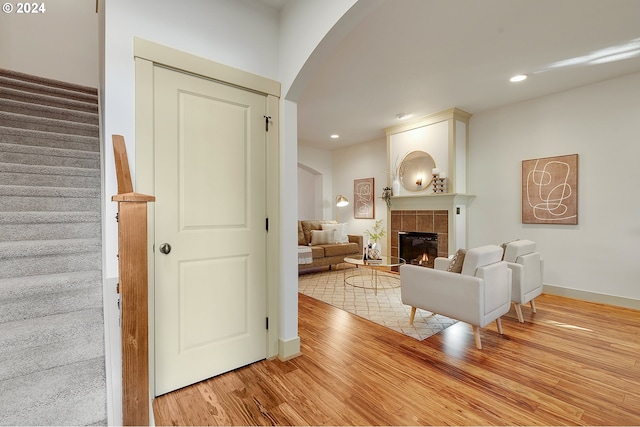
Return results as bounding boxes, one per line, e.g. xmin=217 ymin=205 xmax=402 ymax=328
xmin=111 ymin=135 xmax=155 ymax=426
xmin=112 ymin=134 xmax=134 ymax=194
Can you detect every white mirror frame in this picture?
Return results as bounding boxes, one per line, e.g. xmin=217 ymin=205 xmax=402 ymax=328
xmin=399 ymin=150 xmax=436 ymax=192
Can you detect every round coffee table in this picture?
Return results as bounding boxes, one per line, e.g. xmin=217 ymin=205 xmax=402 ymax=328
xmin=343 ymin=255 xmax=406 ymax=295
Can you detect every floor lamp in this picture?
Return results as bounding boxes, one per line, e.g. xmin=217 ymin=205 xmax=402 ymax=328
xmin=335 ymin=195 xmax=349 ymax=222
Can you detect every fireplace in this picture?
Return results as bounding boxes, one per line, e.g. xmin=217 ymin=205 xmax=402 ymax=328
xmin=399 ymin=231 xmax=438 ymax=268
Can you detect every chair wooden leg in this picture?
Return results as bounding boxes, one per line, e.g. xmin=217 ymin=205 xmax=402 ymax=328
xmin=495 ymin=317 xmax=503 ymax=335
xmin=472 ymin=325 xmax=482 ymax=349
xmin=514 ymin=303 xmax=524 ymax=323
xmin=530 ymin=298 xmax=537 ymax=313
xmin=409 ymin=307 xmax=416 ymax=325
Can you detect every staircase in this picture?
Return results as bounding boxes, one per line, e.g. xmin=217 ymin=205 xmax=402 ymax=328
xmin=0 ymin=69 xmax=106 ymax=425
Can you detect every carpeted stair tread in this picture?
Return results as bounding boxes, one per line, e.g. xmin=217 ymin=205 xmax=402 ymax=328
xmin=0 ymin=212 xmax=101 ymax=238
xmin=0 ymin=111 xmax=98 ymax=137
xmin=0 ymin=325 xmax=105 ymax=384
xmin=0 ymin=86 xmax=98 ymax=114
xmin=0 ymin=251 xmax=101 ymax=279
xmin=0 ymin=75 xmax=98 ymax=104
xmin=0 ymin=308 xmax=103 ymax=354
xmin=0 ymin=126 xmax=99 ymax=151
xmin=0 ymin=170 xmax=100 ymax=189
xmin=0 ymin=357 xmax=107 ymax=426
xmin=0 ymin=142 xmax=98 ymax=159
xmin=0 ymin=316 xmax=105 ymax=381
xmin=0 ymin=214 xmax=100 ymax=241
xmin=0 ymin=184 xmax=100 ymax=198
xmin=0 ymin=98 xmax=98 ymax=125
xmin=0 ymin=68 xmax=97 ymax=95
xmin=0 ymin=211 xmax=100 ymax=224
xmin=0 ymin=161 xmax=100 ymax=177
xmin=0 ymin=270 xmax=101 ymax=300
xmin=0 ymin=143 xmax=99 ymax=169
xmin=0 ymin=186 xmax=101 ymax=212
xmin=0 ymin=271 xmax=102 ymax=323
xmin=0 ymin=238 xmax=101 ymax=259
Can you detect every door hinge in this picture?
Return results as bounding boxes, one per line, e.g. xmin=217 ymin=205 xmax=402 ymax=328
xmin=266 ymin=217 xmax=269 ymax=232
xmin=266 ymin=317 xmax=269 ymax=330
xmin=264 ymin=115 xmax=271 ymax=132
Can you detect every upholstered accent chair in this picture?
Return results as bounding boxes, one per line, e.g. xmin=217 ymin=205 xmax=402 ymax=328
xmin=400 ymin=245 xmax=512 ymax=349
xmin=503 ymin=239 xmax=543 ymax=323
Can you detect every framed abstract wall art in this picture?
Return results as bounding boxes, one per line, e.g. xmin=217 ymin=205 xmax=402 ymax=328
xmin=522 ymin=154 xmax=578 ymax=225
xmin=354 ymin=177 xmax=374 ymax=219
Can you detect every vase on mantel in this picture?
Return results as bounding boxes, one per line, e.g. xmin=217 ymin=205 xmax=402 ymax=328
xmin=392 ymin=177 xmax=400 ymax=196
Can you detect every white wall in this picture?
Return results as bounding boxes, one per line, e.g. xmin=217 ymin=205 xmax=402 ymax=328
xmin=333 ymin=137 xmax=388 ymax=254
xmin=0 ymin=0 xmax=98 ymax=86
xmin=469 ymin=72 xmax=640 ymax=305
xmin=298 ymin=165 xmax=325 ymax=220
xmin=298 ymin=145 xmax=334 ymax=220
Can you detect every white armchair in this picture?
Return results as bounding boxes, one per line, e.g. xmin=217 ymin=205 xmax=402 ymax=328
xmin=503 ymin=240 xmax=543 ymax=322
xmin=400 ymin=245 xmax=512 ymax=349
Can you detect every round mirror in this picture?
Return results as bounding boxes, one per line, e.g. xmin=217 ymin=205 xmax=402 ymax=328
xmin=399 ymin=150 xmax=436 ymax=192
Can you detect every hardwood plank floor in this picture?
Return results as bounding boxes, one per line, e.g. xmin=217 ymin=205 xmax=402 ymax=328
xmin=153 ymin=293 xmax=640 ymax=425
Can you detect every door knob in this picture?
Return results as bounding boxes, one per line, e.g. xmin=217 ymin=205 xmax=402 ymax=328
xmin=159 ymin=243 xmax=172 ymax=254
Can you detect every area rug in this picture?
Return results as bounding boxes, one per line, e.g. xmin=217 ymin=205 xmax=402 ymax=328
xmin=298 ymin=265 xmax=457 ymax=341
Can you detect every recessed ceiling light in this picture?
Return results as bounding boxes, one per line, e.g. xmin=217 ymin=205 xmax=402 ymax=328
xmin=395 ymin=113 xmax=412 ymax=120
xmin=510 ymin=74 xmax=528 ymax=83
xmin=330 ymin=134 xmax=339 ymax=139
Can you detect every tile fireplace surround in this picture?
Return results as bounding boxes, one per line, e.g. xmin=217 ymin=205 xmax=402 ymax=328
xmin=390 ymin=210 xmax=448 ymax=260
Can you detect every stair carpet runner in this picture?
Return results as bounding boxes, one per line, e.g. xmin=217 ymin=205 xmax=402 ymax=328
xmin=0 ymin=69 xmax=106 ymax=425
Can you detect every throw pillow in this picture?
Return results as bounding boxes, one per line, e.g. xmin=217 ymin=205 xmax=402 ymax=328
xmin=447 ymin=248 xmax=467 ymax=273
xmin=298 ymin=221 xmax=307 ymax=245
xmin=321 ymin=223 xmax=349 ymax=243
xmin=500 ymin=239 xmax=519 ymax=260
xmin=310 ymin=229 xmax=336 ymax=245
xmin=302 ymin=220 xmax=336 ymax=245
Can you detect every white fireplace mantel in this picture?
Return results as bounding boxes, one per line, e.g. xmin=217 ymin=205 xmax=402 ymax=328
xmin=390 ymin=192 xmax=475 ymax=209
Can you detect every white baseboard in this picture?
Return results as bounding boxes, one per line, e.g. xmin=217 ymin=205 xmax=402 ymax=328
xmin=543 ymin=284 xmax=640 ymax=310
xmin=278 ymin=336 xmax=301 ymax=361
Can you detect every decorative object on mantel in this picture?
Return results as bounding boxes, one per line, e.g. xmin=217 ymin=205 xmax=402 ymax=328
xmin=522 ymin=154 xmax=578 ymax=225
xmin=354 ymin=177 xmax=375 ymax=219
xmin=382 ymin=186 xmax=392 ymax=208
xmin=433 ymin=177 xmax=447 ymax=193
xmin=387 ymin=154 xmax=402 ymax=196
xmin=431 ymin=167 xmax=446 ymax=193
xmin=392 ymin=177 xmax=400 ymax=196
xmin=364 ymin=219 xmax=386 ymax=260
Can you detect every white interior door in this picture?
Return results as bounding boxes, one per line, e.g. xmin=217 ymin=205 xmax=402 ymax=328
xmin=153 ymin=65 xmax=267 ymax=396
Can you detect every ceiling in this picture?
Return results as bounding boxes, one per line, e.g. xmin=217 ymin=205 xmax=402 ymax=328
xmin=285 ymin=0 xmax=640 ymax=150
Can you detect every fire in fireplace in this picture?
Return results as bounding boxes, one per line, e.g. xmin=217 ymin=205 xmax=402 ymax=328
xmin=398 ymin=231 xmax=438 ymax=268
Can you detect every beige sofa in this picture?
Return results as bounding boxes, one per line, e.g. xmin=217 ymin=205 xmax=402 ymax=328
xmin=298 ymin=220 xmax=363 ymax=271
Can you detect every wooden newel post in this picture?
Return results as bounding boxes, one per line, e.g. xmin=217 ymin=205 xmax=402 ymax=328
xmin=111 ymin=135 xmax=155 ymax=426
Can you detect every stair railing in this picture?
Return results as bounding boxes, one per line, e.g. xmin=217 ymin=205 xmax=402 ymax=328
xmin=111 ymin=135 xmax=155 ymax=426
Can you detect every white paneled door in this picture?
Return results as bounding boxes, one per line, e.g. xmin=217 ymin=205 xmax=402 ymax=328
xmin=153 ymin=66 xmax=267 ymax=396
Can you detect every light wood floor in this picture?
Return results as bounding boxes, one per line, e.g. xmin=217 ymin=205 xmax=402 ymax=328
xmin=153 ymin=293 xmax=640 ymax=425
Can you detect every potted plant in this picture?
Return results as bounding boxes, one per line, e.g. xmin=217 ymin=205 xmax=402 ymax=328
xmin=382 ymin=187 xmax=392 ymax=208
xmin=364 ymin=219 xmax=385 ymax=259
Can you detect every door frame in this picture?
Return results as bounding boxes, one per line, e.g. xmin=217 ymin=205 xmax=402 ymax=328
xmin=133 ymin=37 xmax=281 ymax=400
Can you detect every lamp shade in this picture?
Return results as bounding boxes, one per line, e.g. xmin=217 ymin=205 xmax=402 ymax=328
xmin=335 ymin=195 xmax=349 ymax=207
